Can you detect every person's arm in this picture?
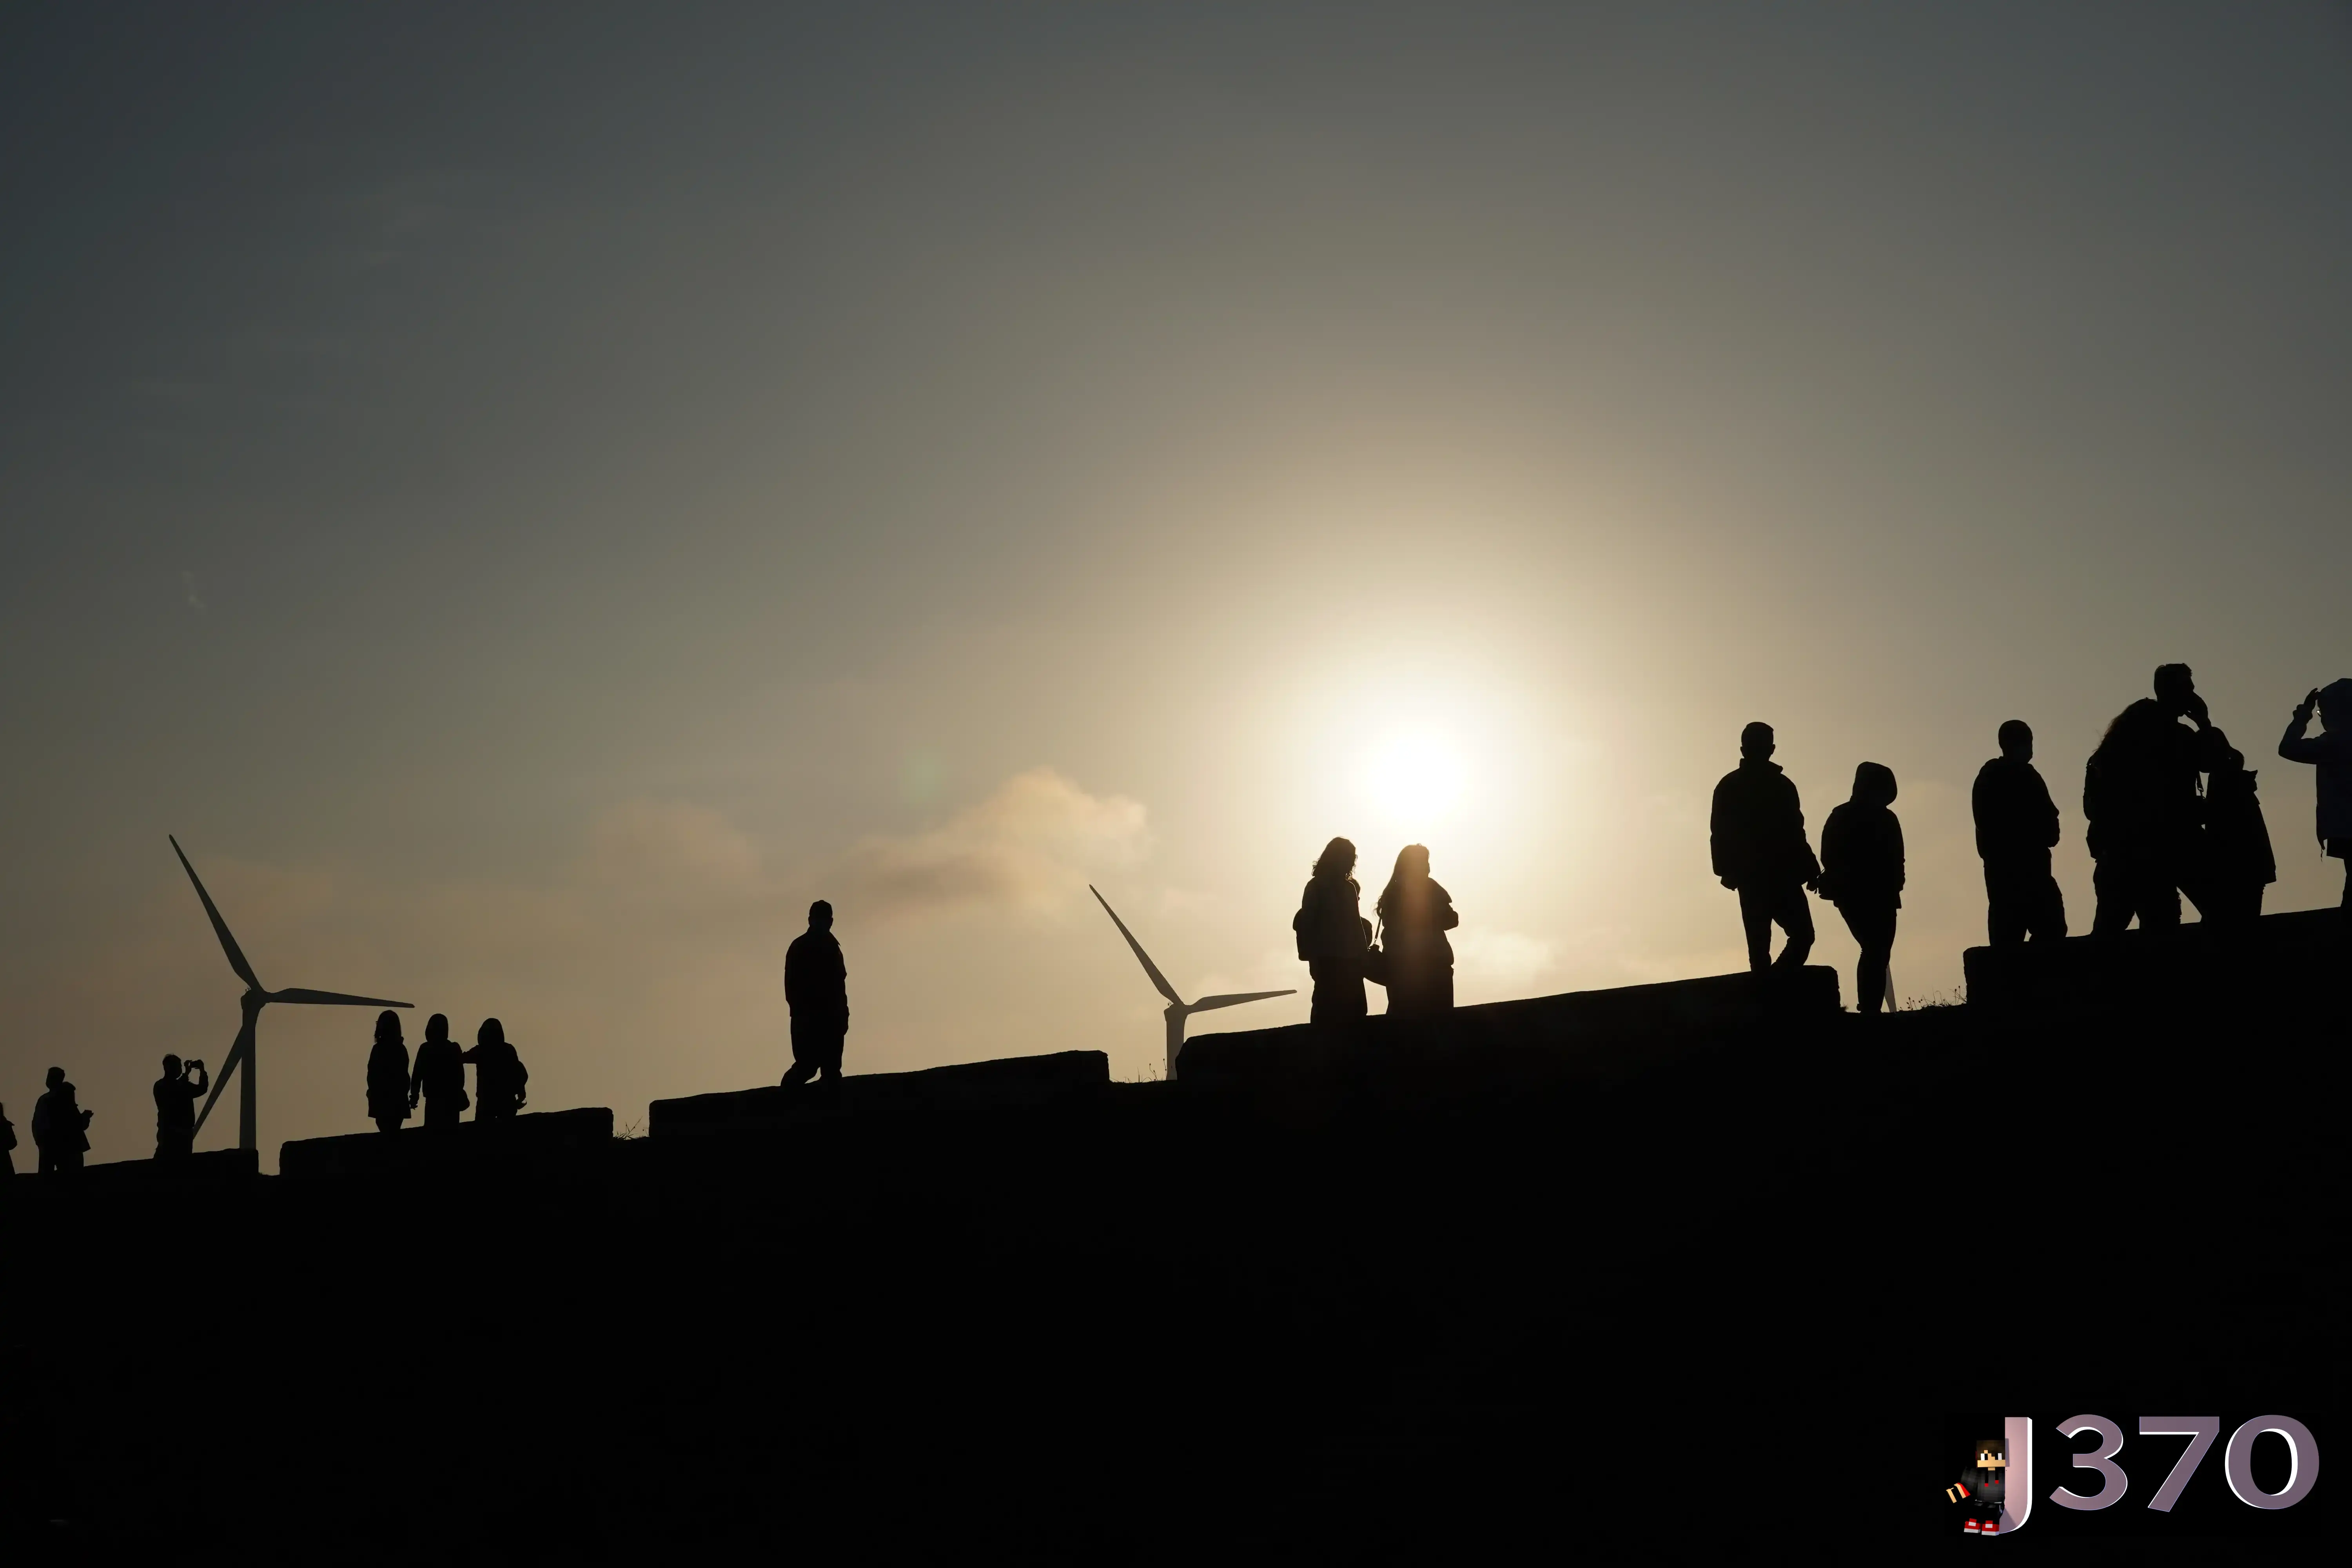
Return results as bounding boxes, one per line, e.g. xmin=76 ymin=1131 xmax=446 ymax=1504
xmin=2280 ymin=691 xmax=2323 ymax=762
xmin=1892 ymin=814 xmax=1906 ymax=895
xmin=1710 ymin=777 xmax=1735 ymax=887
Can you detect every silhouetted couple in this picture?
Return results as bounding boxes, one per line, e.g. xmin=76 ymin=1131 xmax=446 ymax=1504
xmin=2279 ymin=680 xmax=2352 ymax=918
xmin=153 ymin=1054 xmax=209 ymax=1158
xmin=31 ymin=1067 xmax=93 ymax=1174
xmin=782 ymin=900 xmax=849 ymax=1089
xmin=2084 ymin=664 xmax=2275 ymax=933
xmin=1295 ymin=838 xmax=1457 ymax=1024
xmin=401 ymin=1013 xmax=528 ymax=1130
xmin=1713 ymin=722 xmax=1904 ymax=1014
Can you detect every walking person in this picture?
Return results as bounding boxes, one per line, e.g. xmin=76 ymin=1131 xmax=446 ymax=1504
xmin=1820 ymin=762 xmax=1906 ymax=1015
xmin=782 ymin=900 xmax=849 ymax=1090
xmin=1294 ymin=837 xmax=1372 ymax=1027
xmin=464 ymin=1019 xmax=527 ymax=1123
xmin=2194 ymin=729 xmax=2275 ymax=926
xmin=1971 ymin=720 xmax=2067 ymax=946
xmin=31 ymin=1067 xmax=92 ymax=1175
xmin=1710 ymin=722 xmax=1821 ymax=972
xmin=2278 ymin=680 xmax=2352 ymax=918
xmin=410 ymin=1013 xmax=469 ymax=1130
xmin=2085 ymin=664 xmax=2208 ymax=934
xmin=152 ymin=1054 xmax=208 ymax=1159
xmin=366 ymin=1011 xmax=411 ymax=1134
xmin=1375 ymin=844 xmax=1458 ymax=1020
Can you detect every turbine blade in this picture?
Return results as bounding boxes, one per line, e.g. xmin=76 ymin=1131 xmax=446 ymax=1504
xmin=169 ymin=835 xmax=262 ymax=993
xmin=270 ymin=988 xmax=412 ymax=1008
xmin=190 ymin=1026 xmax=250 ymax=1141
xmin=1185 ymin=990 xmax=1297 ymax=1013
xmin=1089 ymin=885 xmax=1182 ymax=1007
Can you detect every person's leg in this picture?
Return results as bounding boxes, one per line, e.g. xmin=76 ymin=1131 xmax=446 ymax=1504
xmin=780 ymin=1059 xmax=816 ymax=1089
xmin=2139 ymin=872 xmax=2182 ymax=932
xmin=1772 ymin=884 xmax=1815 ymax=970
xmin=2091 ymin=860 xmax=2136 ymax=935
xmin=1984 ymin=863 xmax=2024 ymax=947
xmin=2034 ymin=871 xmax=2069 ymax=942
xmin=1736 ymin=886 xmax=1773 ymax=971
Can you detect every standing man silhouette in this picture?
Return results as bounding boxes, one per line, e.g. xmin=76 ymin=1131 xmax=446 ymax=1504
xmin=152 ymin=1054 xmax=208 ymax=1159
xmin=32 ymin=1067 xmax=92 ymax=1174
xmin=782 ymin=900 xmax=849 ymax=1090
xmin=1971 ymin=720 xmax=2067 ymax=946
xmin=1711 ymin=722 xmax=1820 ymax=973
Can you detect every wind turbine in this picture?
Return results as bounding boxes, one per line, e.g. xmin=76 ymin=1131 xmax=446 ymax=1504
xmin=169 ymin=835 xmax=412 ymax=1153
xmin=1089 ymin=886 xmax=1294 ymax=1081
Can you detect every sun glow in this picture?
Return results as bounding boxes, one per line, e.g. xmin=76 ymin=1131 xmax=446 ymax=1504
xmin=1363 ymin=728 xmax=1467 ymax=830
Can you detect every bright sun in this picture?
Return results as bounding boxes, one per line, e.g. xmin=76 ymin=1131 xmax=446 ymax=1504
xmin=1364 ymin=729 xmax=1467 ymax=829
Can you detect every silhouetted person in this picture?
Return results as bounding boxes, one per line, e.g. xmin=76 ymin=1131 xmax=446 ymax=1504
xmin=31 ymin=1067 xmax=91 ymax=1175
xmin=152 ymin=1054 xmax=208 ymax=1159
xmin=366 ymin=1011 xmax=411 ymax=1135
xmin=1711 ymin=722 xmax=1820 ymax=973
xmin=2085 ymin=663 xmax=2208 ymax=935
xmin=1294 ymin=837 xmax=1371 ymax=1026
xmin=2193 ymin=729 xmax=2274 ymax=926
xmin=783 ymin=900 xmax=850 ymax=1089
xmin=1376 ymin=845 xmax=1457 ymax=1019
xmin=1971 ymin=720 xmax=2066 ymax=946
xmin=1820 ymin=762 xmax=1905 ymax=1015
xmin=410 ymin=1013 xmax=468 ymax=1130
xmin=2279 ymin=681 xmax=2352 ymax=917
xmin=464 ymin=1018 xmax=527 ymax=1122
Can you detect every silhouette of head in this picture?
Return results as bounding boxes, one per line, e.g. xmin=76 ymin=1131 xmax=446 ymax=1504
xmin=1314 ymin=837 xmax=1357 ymax=879
xmin=808 ymin=900 xmax=834 ymax=931
xmin=425 ymin=1013 xmax=450 ymax=1044
xmin=1392 ymin=843 xmax=1430 ymax=881
xmin=2319 ymin=679 xmax=2352 ymax=729
xmin=2153 ymin=663 xmax=2196 ymax=716
xmin=374 ymin=1010 xmax=402 ymax=1046
xmin=162 ymin=1054 xmax=182 ymax=1078
xmin=1997 ymin=720 xmax=2033 ymax=762
xmin=46 ymin=1066 xmax=65 ymax=1089
xmin=477 ymin=1018 xmax=505 ymax=1050
xmin=1851 ymin=762 xmax=1897 ymax=807
xmin=1740 ymin=722 xmax=1775 ymax=760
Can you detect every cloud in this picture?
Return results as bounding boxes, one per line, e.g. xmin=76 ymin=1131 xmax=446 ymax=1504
xmin=831 ymin=768 xmax=1150 ymax=921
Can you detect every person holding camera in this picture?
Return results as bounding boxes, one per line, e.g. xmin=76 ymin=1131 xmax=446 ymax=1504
xmin=153 ymin=1054 xmax=209 ymax=1160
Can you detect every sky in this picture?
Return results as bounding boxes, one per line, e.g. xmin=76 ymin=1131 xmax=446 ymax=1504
xmin=3 ymin=3 xmax=2347 ymax=1168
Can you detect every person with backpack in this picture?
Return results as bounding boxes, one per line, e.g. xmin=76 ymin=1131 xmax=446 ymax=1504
xmin=1293 ymin=837 xmax=1372 ymax=1027
xmin=1710 ymin=721 xmax=1822 ymax=973
xmin=464 ymin=1018 xmax=528 ymax=1122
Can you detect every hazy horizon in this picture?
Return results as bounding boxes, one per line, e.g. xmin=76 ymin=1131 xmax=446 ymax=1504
xmin=4 ymin=3 xmax=2347 ymax=1167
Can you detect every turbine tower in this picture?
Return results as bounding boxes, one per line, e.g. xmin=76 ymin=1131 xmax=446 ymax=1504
xmin=1090 ymin=886 xmax=1293 ymax=1081
xmin=169 ymin=835 xmax=412 ymax=1153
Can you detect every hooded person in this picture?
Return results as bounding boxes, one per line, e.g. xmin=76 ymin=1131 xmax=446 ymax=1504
xmin=1294 ymin=837 xmax=1372 ymax=1027
xmin=1710 ymin=722 xmax=1822 ymax=973
xmin=2279 ymin=679 xmax=2352 ymax=916
xmin=1819 ymin=762 xmax=1906 ymax=1015
xmin=410 ymin=1013 xmax=469 ymax=1130
xmin=366 ymin=1011 xmax=412 ymax=1135
xmin=1375 ymin=844 xmax=1459 ymax=1020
